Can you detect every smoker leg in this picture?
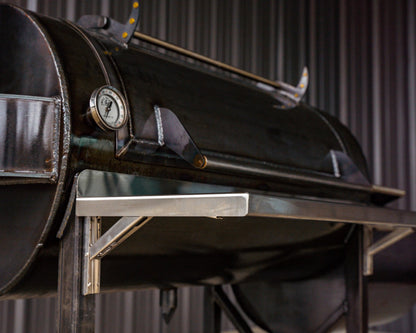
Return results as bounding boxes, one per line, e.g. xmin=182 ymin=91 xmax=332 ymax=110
xmin=204 ymin=286 xmax=253 ymax=333
xmin=203 ymin=287 xmax=222 ymax=333
xmin=345 ymin=225 xmax=368 ymax=333
xmin=57 ymin=212 xmax=95 ymax=333
xmin=211 ymin=286 xmax=253 ymax=333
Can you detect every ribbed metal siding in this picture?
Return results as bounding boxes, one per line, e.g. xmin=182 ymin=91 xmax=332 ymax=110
xmin=0 ymin=0 xmax=415 ymax=332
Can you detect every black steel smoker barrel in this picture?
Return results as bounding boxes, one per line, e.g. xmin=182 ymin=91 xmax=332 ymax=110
xmin=0 ymin=3 xmax=415 ymax=331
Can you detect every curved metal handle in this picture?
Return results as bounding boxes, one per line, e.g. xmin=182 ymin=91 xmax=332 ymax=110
xmin=78 ymin=1 xmax=140 ymax=46
xmin=256 ymin=67 xmax=309 ymax=108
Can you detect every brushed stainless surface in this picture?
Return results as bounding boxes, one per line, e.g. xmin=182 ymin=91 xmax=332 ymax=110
xmin=76 ymin=193 xmax=250 ymax=218
xmin=88 ymin=216 xmax=151 ymax=261
xmin=0 ymin=94 xmax=61 ymax=182
xmin=248 ymin=195 xmax=416 ymax=228
xmin=82 ymin=216 xmax=101 ymax=296
xmin=77 ymin=169 xmax=235 ymax=197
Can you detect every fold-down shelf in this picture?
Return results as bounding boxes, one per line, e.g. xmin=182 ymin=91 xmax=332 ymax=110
xmin=77 ymin=192 xmax=416 ymax=228
xmin=74 ymin=170 xmax=415 ymax=295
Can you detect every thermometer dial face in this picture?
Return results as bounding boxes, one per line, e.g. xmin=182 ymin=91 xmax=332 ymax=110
xmin=90 ymin=86 xmax=128 ymax=131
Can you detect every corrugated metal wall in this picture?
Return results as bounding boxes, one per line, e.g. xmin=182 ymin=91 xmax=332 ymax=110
xmin=0 ymin=0 xmax=415 ymax=332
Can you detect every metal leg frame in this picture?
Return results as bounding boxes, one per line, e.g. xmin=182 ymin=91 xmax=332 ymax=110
xmin=204 ymin=287 xmax=222 ymax=333
xmin=343 ymin=225 xmax=414 ymax=332
xmin=313 ymin=302 xmax=347 ymax=333
xmin=57 ymin=212 xmax=95 ymax=333
xmin=211 ymin=286 xmax=253 ymax=333
xmin=204 ymin=286 xmax=253 ymax=333
xmin=345 ymin=225 xmax=368 ymax=333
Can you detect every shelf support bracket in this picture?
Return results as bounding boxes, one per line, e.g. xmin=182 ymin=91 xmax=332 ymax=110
xmin=363 ymin=227 xmax=414 ymax=276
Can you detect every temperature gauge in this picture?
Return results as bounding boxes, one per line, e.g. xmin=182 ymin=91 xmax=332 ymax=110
xmin=89 ymin=86 xmax=128 ymax=131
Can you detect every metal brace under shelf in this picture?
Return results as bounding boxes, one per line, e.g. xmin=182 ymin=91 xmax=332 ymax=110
xmin=79 ymin=193 xmax=249 ymax=295
xmin=363 ymin=227 xmax=414 ymax=276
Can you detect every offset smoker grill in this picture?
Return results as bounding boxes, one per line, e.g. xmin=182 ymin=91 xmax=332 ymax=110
xmin=0 ymin=2 xmax=415 ymax=332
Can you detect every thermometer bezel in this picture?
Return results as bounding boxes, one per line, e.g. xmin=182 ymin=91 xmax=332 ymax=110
xmin=89 ymin=85 xmax=128 ymax=131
